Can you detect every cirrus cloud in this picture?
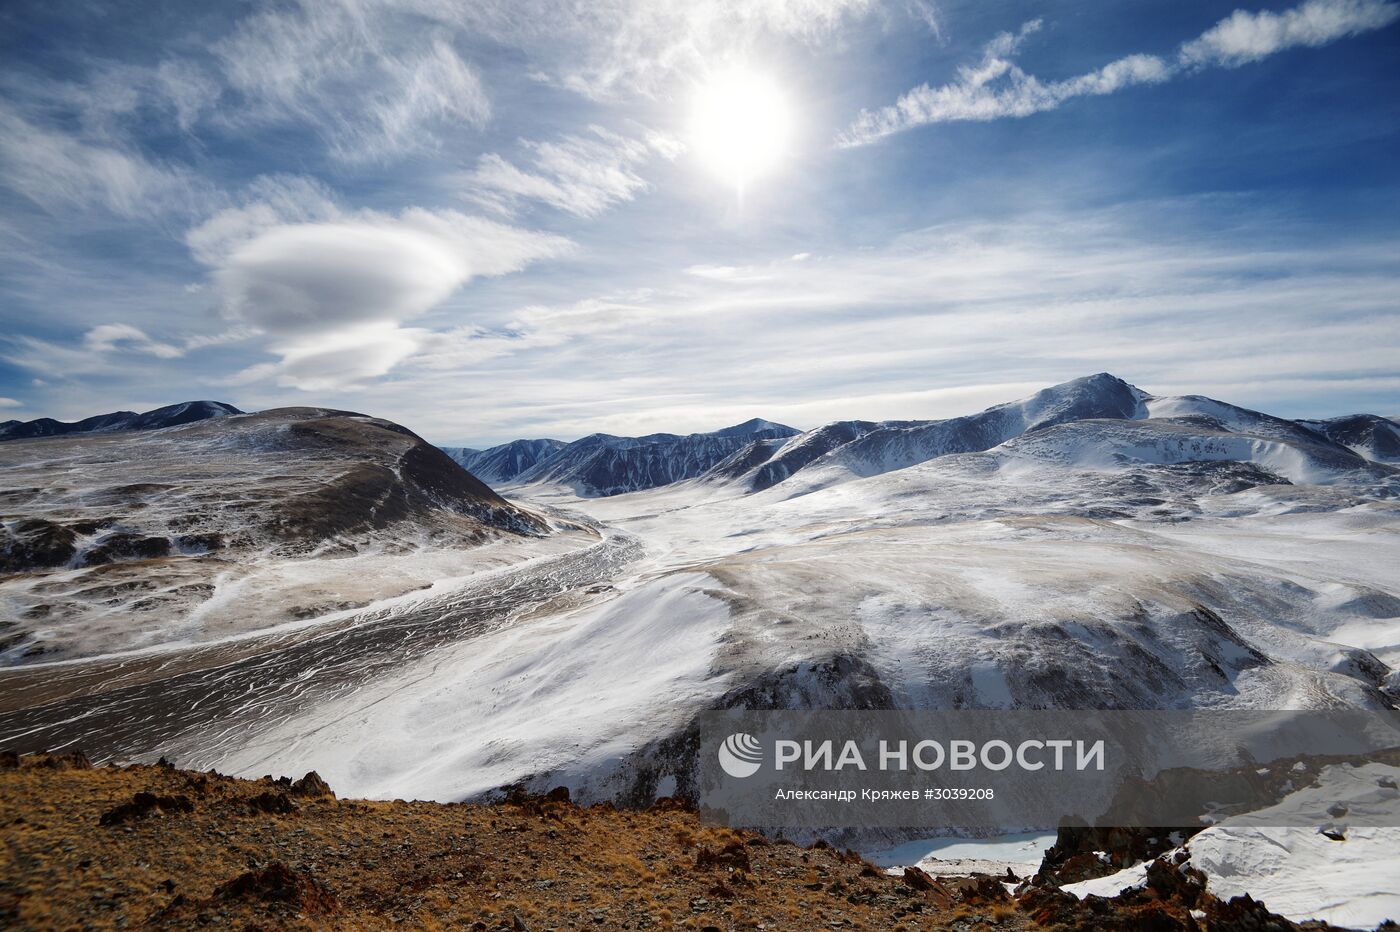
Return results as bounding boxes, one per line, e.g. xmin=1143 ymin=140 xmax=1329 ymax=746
xmin=461 ymin=126 xmax=679 ymax=218
xmin=840 ymin=0 xmax=1399 ymax=146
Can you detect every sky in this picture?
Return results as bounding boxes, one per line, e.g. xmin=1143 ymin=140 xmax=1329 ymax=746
xmin=0 ymin=0 xmax=1397 ymax=446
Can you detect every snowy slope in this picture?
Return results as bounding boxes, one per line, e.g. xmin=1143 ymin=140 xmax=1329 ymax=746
xmin=995 ymin=417 xmax=1381 ymax=486
xmin=0 ymin=407 xmax=558 ymax=663
xmin=1062 ymin=764 xmax=1400 ymax=929
xmin=201 ymin=571 xmax=733 ymax=802
xmin=442 ymin=438 xmax=565 ymax=485
xmin=512 ymin=417 xmax=798 ymax=496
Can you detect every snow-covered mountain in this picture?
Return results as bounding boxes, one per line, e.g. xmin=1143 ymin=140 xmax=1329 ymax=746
xmin=0 ymin=400 xmax=241 ymax=442
xmin=6 ymin=374 xmax=1400 ymax=916
xmin=704 ymin=374 xmax=1387 ymax=494
xmin=510 ymin=417 xmax=799 ymax=496
xmin=1297 ymin=413 xmax=1400 ymax=464
xmin=441 ymin=438 xmax=566 ymax=485
xmin=0 ymin=406 xmax=556 ymax=663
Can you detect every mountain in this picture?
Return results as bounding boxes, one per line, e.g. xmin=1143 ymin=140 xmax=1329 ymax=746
xmin=705 ymin=374 xmax=1384 ymax=493
xmin=5 ymin=372 xmax=1399 ymax=906
xmin=1296 ymin=413 xmax=1400 ymax=464
xmin=441 ymin=438 xmax=566 ymax=485
xmin=0 ymin=400 xmax=241 ymax=442
xmin=0 ymin=407 xmax=551 ymax=663
xmin=511 ymin=417 xmax=799 ymax=496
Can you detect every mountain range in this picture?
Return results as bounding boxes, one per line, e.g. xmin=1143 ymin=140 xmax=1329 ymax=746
xmin=4 ymin=374 xmax=1399 ymax=849
xmin=0 ymin=400 xmax=240 ymax=442
xmin=441 ymin=438 xmax=566 ymax=485
xmin=3 ymin=373 xmax=1397 ymax=927
xmin=455 ymin=373 xmax=1397 ymax=498
xmin=451 ymin=417 xmax=799 ymax=496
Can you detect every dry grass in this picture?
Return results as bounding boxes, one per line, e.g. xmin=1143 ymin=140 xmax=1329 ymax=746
xmin=0 ymin=754 xmax=1038 ymax=931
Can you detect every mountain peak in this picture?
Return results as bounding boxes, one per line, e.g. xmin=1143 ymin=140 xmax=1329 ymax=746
xmin=714 ymin=417 xmax=798 ymax=438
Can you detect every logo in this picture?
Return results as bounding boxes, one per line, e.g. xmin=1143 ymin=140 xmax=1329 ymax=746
xmin=718 ymin=732 xmax=763 ymax=778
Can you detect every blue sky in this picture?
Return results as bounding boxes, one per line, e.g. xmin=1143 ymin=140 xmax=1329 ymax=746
xmin=0 ymin=0 xmax=1396 ymax=445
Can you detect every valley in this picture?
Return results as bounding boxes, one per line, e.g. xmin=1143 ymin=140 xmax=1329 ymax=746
xmin=2 ymin=374 xmax=1399 ymax=927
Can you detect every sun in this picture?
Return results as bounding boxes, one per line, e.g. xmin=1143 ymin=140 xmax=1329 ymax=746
xmin=688 ymin=66 xmax=793 ymax=192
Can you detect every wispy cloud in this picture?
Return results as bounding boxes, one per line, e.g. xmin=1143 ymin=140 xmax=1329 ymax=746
xmin=457 ymin=0 xmax=877 ymax=99
xmin=840 ymin=0 xmax=1400 ymax=146
xmin=1180 ymin=0 xmax=1400 ymax=65
xmin=212 ymin=1 xmax=490 ymax=164
xmin=461 ymin=127 xmax=677 ymax=218
xmin=83 ymin=324 xmax=184 ymax=360
xmin=0 ymin=102 xmax=219 ymax=221
xmin=329 ymin=204 xmax=1400 ymax=443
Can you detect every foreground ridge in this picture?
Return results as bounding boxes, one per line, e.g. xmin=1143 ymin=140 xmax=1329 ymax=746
xmin=0 ymin=753 xmax=1354 ymax=931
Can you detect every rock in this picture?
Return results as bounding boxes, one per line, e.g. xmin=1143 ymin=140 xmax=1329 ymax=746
xmin=212 ymin=862 xmax=337 ymax=916
xmin=544 ymin=786 xmax=570 ymax=803
xmin=899 ymin=865 xmax=955 ymax=907
xmin=174 ymin=532 xmax=223 ymax=553
xmin=100 ymin=792 xmax=194 ymax=825
xmin=1203 ymin=892 xmax=1300 ymax=930
xmin=79 ymin=533 xmax=171 ymax=566
xmin=1038 ymin=825 xmax=1196 ymax=884
xmin=695 ymin=841 xmax=751 ymax=873
xmin=290 ymin=771 xmax=335 ymax=798
xmin=0 ymin=519 xmax=78 ymax=572
xmin=34 ymin=751 xmax=92 ymax=771
xmin=246 ymin=792 xmax=296 ymax=815
xmin=954 ymin=875 xmax=1011 ymax=906
xmin=900 ymin=865 xmax=935 ymax=891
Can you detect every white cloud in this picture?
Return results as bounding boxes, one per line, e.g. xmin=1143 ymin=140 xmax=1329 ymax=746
xmin=194 ymin=191 xmax=572 ymax=390
xmin=683 ymin=264 xmax=772 ymax=282
xmin=1181 ymin=0 xmax=1400 ymax=65
xmin=83 ymin=323 xmax=184 ymax=359
xmin=213 ymin=2 xmax=490 ymax=163
xmin=0 ymin=102 xmax=218 ymax=220
xmin=841 ymin=0 xmax=1399 ymax=145
xmin=347 ymin=205 xmax=1400 ymax=443
xmin=462 ymin=127 xmax=673 ymax=217
xmin=452 ymin=0 xmax=876 ymax=98
xmin=228 ymin=323 xmax=429 ymax=393
xmin=185 ymin=175 xmax=342 ymax=266
xmin=0 ymin=397 xmax=22 ymax=409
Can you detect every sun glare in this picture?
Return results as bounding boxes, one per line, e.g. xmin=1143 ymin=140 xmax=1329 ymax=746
xmin=689 ymin=67 xmax=792 ymax=192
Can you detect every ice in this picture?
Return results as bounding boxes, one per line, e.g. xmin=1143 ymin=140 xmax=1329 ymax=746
xmin=865 ymin=831 xmax=1056 ymax=879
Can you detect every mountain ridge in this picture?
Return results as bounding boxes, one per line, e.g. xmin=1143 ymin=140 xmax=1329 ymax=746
xmin=701 ymin=374 xmax=1393 ymax=494
xmin=507 ymin=418 xmax=801 ymax=496
xmin=0 ymin=400 xmax=241 ymax=443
